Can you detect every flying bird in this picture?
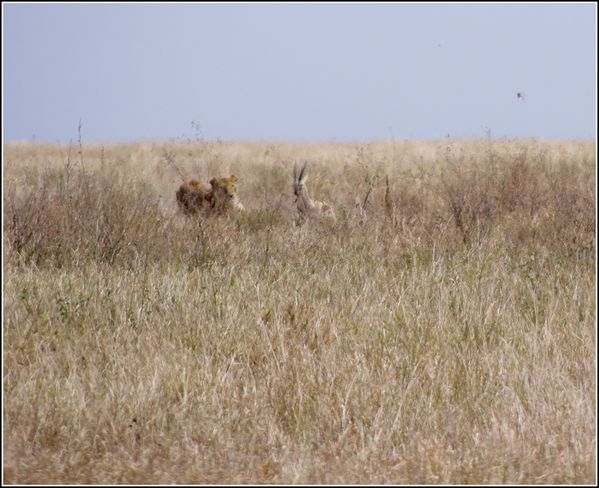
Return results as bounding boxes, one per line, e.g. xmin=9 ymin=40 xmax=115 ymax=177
xmin=517 ymin=92 xmax=525 ymax=101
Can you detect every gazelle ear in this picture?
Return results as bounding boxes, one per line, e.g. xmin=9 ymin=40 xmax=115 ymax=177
xmin=299 ymin=160 xmax=307 ymax=182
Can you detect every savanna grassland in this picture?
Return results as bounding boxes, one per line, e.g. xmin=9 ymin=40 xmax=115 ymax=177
xmin=3 ymin=138 xmax=596 ymax=484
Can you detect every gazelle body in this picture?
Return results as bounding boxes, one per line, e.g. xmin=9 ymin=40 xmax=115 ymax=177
xmin=293 ymin=162 xmax=336 ymax=223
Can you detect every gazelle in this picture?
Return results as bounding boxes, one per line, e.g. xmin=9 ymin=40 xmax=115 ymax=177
xmin=292 ymin=161 xmax=336 ymax=223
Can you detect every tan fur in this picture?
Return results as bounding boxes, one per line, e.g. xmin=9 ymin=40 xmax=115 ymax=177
xmin=176 ymin=175 xmax=245 ymax=215
xmin=293 ymin=161 xmax=336 ymax=223
xmin=176 ymin=179 xmax=212 ymax=215
xmin=209 ymin=175 xmax=245 ymax=213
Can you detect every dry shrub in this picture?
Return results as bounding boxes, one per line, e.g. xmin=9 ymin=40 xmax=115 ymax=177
xmin=4 ymin=166 xmax=166 ymax=267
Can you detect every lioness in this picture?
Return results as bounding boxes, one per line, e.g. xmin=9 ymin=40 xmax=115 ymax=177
xmin=176 ymin=175 xmax=245 ymax=215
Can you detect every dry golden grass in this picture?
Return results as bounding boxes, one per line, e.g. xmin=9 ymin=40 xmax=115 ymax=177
xmin=3 ymin=139 xmax=596 ymax=484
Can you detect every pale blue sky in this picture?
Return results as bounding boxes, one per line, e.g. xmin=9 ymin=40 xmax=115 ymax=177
xmin=2 ymin=2 xmax=596 ymax=143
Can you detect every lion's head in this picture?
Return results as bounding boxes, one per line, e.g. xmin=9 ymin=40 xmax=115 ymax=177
xmin=209 ymin=175 xmax=245 ymax=212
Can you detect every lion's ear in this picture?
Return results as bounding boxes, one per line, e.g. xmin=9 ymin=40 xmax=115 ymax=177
xmin=210 ymin=178 xmax=217 ymax=187
xmin=230 ymin=175 xmax=238 ymax=184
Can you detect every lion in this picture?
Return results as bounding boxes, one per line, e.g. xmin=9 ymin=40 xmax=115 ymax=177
xmin=176 ymin=175 xmax=245 ymax=215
